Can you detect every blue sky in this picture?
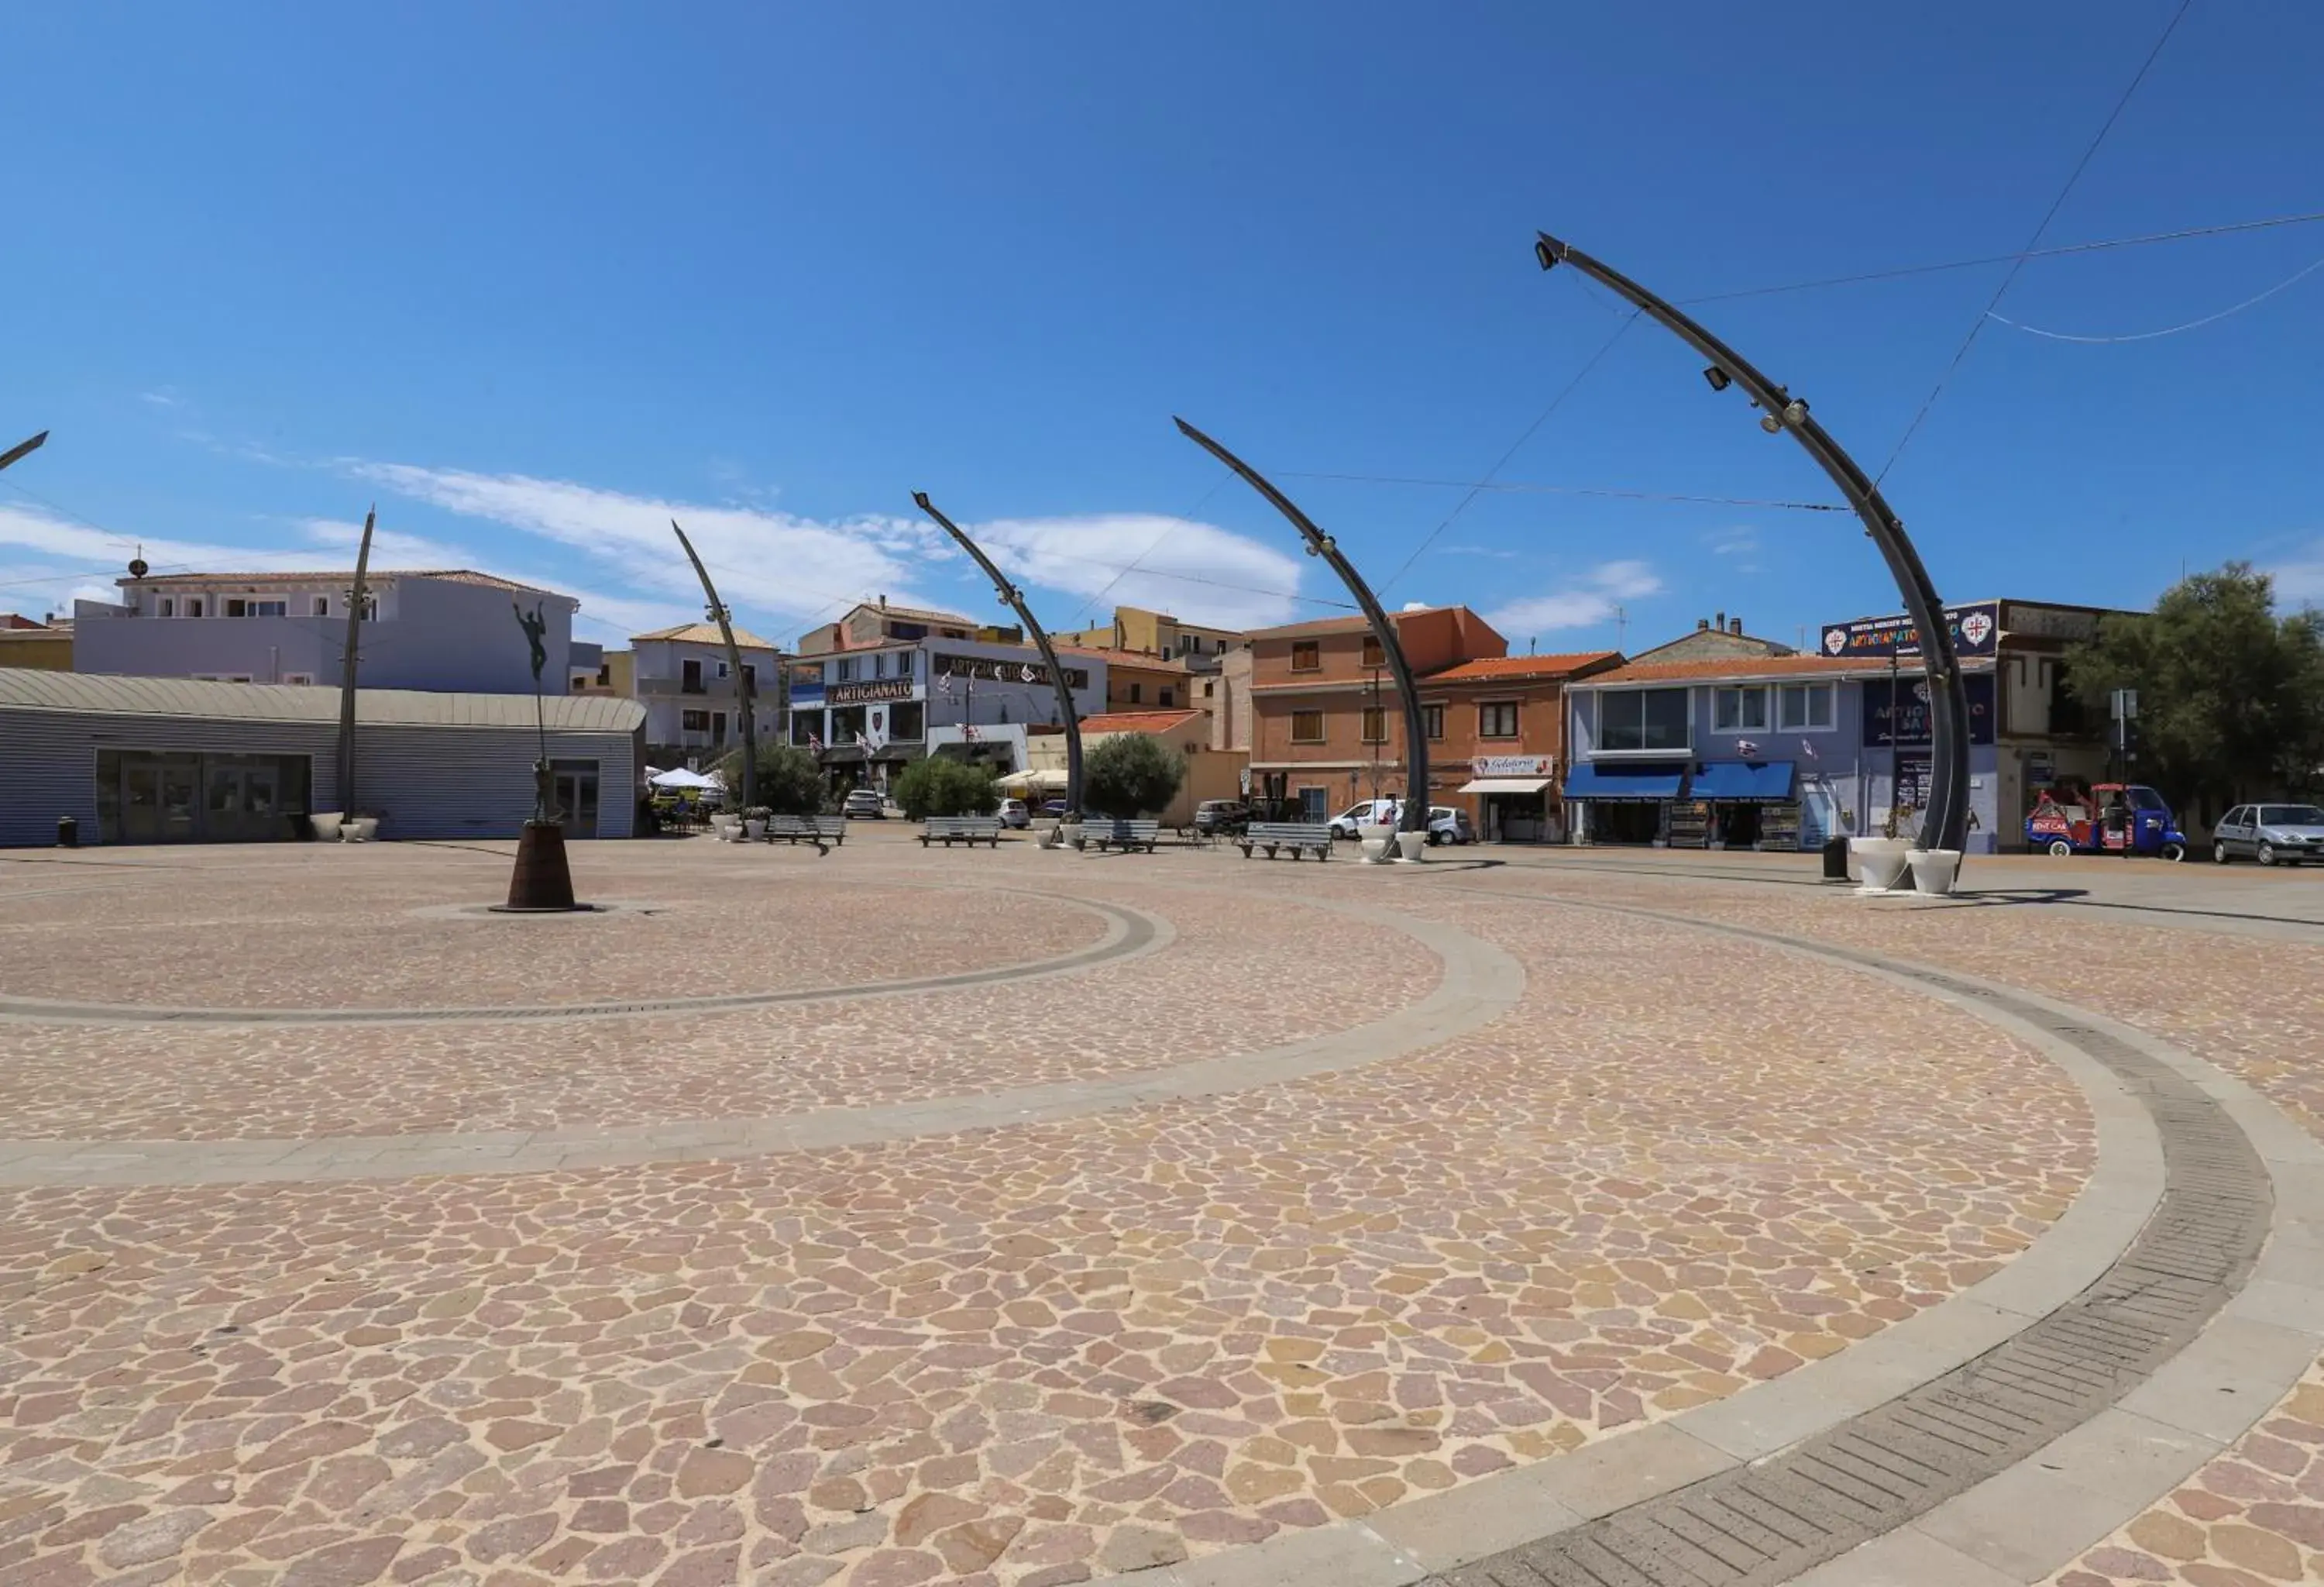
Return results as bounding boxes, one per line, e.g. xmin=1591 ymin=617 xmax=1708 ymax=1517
xmin=5 ymin=2 xmax=2320 ymax=653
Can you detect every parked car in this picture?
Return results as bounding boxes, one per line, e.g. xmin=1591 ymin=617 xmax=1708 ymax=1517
xmin=1041 ymin=799 xmax=1070 ymax=818
xmin=997 ymin=797 xmax=1030 ymax=829
xmin=841 ymin=788 xmax=885 ymax=820
xmin=2212 ymin=802 xmax=2324 ymax=866
xmin=1426 ymin=805 xmax=1476 ymax=845
xmin=1327 ymin=799 xmax=1401 ymax=839
xmin=1193 ymin=799 xmax=1251 ymax=835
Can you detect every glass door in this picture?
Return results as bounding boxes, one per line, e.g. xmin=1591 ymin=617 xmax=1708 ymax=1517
xmin=551 ymin=760 xmax=600 ymax=837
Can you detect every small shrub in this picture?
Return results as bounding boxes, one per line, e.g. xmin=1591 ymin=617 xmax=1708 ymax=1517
xmin=894 ymin=756 xmax=1000 ymax=820
xmin=1082 ymin=734 xmax=1184 ymax=818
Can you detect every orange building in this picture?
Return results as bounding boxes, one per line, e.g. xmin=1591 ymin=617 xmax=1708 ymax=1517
xmin=1248 ymin=607 xmax=1621 ymax=834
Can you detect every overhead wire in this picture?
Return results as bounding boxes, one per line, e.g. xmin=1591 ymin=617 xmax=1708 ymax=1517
xmin=1275 ymin=473 xmax=1848 ymax=512
xmin=1378 ymin=301 xmax=1640 ymax=595
xmin=1873 ymin=0 xmax=2195 ymax=486
xmin=1676 ymin=210 xmax=2324 ymax=305
xmin=1985 ymin=250 xmax=2324 ymax=342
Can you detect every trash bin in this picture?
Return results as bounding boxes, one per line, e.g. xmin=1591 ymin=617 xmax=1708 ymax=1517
xmin=57 ymin=816 xmax=78 ymax=849
xmin=1820 ymin=834 xmax=1850 ymax=883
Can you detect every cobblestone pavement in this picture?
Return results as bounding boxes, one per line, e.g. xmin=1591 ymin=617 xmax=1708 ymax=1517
xmin=1442 ymin=855 xmax=2324 ymax=1587
xmin=2 ymin=833 xmax=2302 ymax=1585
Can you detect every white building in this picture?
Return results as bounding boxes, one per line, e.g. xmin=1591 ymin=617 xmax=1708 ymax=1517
xmin=786 ymin=635 xmax=1105 ymax=787
xmin=74 ymin=566 xmax=577 ymax=694
xmin=628 ymin=622 xmax=782 ymax=767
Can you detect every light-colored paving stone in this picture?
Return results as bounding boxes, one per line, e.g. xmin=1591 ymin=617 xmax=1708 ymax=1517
xmin=0 ymin=833 xmax=2226 ymax=1585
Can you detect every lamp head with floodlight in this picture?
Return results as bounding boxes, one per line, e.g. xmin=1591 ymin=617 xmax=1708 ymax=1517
xmin=1783 ymin=398 xmax=1810 ymax=426
xmin=1534 ymin=237 xmax=1560 ymax=272
xmin=1703 ymin=366 xmax=1732 ymax=393
xmin=1759 ymin=415 xmax=1783 ymax=435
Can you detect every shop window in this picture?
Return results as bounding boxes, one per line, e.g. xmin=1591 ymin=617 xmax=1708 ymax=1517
xmin=1777 ymin=683 xmax=1834 ymax=731
xmin=1360 ymin=707 xmax=1387 ymax=742
xmin=837 ymin=659 xmax=857 ymax=682
xmin=1479 ymin=701 xmax=1519 ymax=738
xmin=159 ymin=597 xmax=175 ymax=617
xmin=185 ymin=598 xmax=205 ymax=617
xmin=1713 ymin=687 xmax=1769 ymax=732
xmin=1423 ymin=704 xmax=1445 ymax=741
xmin=312 ymin=595 xmax=330 ymax=616
xmin=682 ymin=708 xmax=710 ymax=732
xmin=1290 ymin=642 xmax=1321 ymax=672
xmin=1360 ymin=636 xmax=1385 ymax=667
xmin=1598 ymin=688 xmax=1690 ymax=752
xmin=894 ymin=652 xmax=913 ymax=678
xmin=1291 ymin=710 xmax=1325 ymax=743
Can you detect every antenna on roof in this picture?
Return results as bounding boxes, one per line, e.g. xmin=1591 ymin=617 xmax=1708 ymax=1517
xmin=1613 ymin=604 xmax=1628 ymax=650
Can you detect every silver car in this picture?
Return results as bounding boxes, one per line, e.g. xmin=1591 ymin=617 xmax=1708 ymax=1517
xmin=2212 ymin=803 xmax=2324 ymax=866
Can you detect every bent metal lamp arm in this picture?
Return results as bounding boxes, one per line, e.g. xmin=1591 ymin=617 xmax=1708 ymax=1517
xmin=911 ymin=492 xmax=1085 ymax=821
xmin=1174 ymin=417 xmax=1428 ymax=840
xmin=1533 ymin=231 xmax=1970 ymax=860
xmin=671 ymin=518 xmax=758 ymax=812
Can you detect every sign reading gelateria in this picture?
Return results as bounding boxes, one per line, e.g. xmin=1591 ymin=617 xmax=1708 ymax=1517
xmin=1471 ymin=755 xmax=1555 ymax=777
xmin=826 ymin=679 xmax=915 ymax=706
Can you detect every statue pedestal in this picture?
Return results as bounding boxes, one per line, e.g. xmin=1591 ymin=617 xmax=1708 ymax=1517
xmin=497 ymin=821 xmax=582 ymax=912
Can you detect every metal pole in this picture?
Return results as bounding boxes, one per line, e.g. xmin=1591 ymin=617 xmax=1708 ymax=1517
xmin=1174 ymin=418 xmax=1429 ymax=843
xmin=1532 ymin=232 xmax=1971 ymax=869
xmin=0 ymin=431 xmax=48 ymax=473
xmin=670 ymin=520 xmax=758 ymax=812
xmin=335 ymin=506 xmax=376 ymax=815
xmin=1889 ymin=652 xmax=1901 ymax=839
xmin=911 ymin=493 xmax=1085 ymax=820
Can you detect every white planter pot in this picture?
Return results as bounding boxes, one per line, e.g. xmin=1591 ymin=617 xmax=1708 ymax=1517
xmin=343 ymin=817 xmax=379 ymax=843
xmin=1907 ymin=849 xmax=1962 ymax=897
xmin=1395 ymin=831 xmax=1428 ymax=862
xmin=310 ymin=813 xmax=344 ymax=842
xmin=1061 ymin=824 xmax=1085 ymax=850
xmin=743 ymin=818 xmax=767 ymax=840
xmin=1037 ymin=825 xmax=1061 ymax=850
xmin=1359 ymin=836 xmax=1395 ymax=864
xmin=1849 ymin=837 xmax=1911 ymax=893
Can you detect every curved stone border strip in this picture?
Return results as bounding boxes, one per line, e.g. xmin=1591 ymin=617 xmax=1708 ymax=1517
xmin=0 ymin=890 xmax=1166 ymax=1027
xmin=0 ymin=893 xmax=1522 ymax=1186
xmin=1123 ymin=902 xmax=2301 ymax=1587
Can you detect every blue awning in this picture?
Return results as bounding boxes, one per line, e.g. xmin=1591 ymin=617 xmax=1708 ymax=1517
xmin=1692 ymin=760 xmax=1796 ymax=802
xmin=1564 ymin=762 xmax=1687 ymax=801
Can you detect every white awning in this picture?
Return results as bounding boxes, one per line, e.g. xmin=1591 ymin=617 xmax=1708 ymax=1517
xmin=1459 ymin=777 xmax=1553 ymax=795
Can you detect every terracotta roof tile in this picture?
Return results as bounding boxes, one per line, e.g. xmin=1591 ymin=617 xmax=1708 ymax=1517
xmin=125 ymin=569 xmax=567 ymax=597
xmin=1425 ymin=651 xmax=1621 ymax=682
xmin=1579 ymin=655 xmax=1879 ymax=684
xmin=629 ymin=621 xmax=779 ymax=649
xmin=1078 ymin=709 xmax=1205 ymax=734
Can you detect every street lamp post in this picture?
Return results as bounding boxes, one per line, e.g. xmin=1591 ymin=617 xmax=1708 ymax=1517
xmin=670 ymin=519 xmax=758 ymax=813
xmin=0 ymin=431 xmax=48 ymax=473
xmin=1174 ymin=418 xmax=1428 ymax=849
xmin=910 ymin=493 xmax=1085 ymax=821
xmin=1532 ymin=232 xmax=1972 ymax=867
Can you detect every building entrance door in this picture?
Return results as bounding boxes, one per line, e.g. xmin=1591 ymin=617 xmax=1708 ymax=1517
xmin=552 ymin=760 xmax=601 ymax=837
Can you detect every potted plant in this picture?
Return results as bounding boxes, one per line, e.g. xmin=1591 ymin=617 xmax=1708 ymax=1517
xmin=343 ymin=811 xmax=381 ymax=842
xmin=1395 ymin=828 xmax=1428 ymax=862
xmin=1906 ymin=848 xmax=1962 ymax=896
xmin=1848 ymin=835 xmax=1911 ymax=892
xmin=742 ymin=806 xmax=770 ymax=841
xmin=310 ymin=811 xmax=345 ymax=842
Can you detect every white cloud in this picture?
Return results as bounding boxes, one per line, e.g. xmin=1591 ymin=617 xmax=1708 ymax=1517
xmin=971 ymin=513 xmax=1306 ymax=630
xmin=349 ymin=462 xmax=947 ymax=639
xmin=2271 ymin=542 xmax=2324 ymax=605
xmin=1707 ymin=526 xmax=1759 ymax=556
xmin=139 ymin=391 xmax=180 ymax=408
xmin=1483 ymin=559 xmax=1663 ymax=636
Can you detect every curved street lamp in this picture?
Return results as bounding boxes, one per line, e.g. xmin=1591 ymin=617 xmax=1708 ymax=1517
xmin=1533 ymin=231 xmax=1971 ymax=862
xmin=911 ymin=492 xmax=1085 ymax=821
xmin=1174 ymin=418 xmax=1428 ymax=845
xmin=671 ymin=519 xmax=759 ymax=812
xmin=0 ymin=431 xmax=48 ymax=473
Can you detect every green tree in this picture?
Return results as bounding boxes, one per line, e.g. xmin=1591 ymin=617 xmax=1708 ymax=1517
xmin=892 ymin=756 xmax=1000 ymax=820
xmin=1082 ymin=733 xmax=1185 ymax=818
xmin=2064 ymin=563 xmax=2324 ymax=816
xmin=717 ymin=742 xmax=826 ymax=815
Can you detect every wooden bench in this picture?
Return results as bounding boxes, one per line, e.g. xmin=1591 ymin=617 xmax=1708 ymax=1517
xmin=920 ymin=815 xmax=1002 ymax=849
xmin=767 ymin=814 xmax=847 ymax=846
xmin=1081 ymin=818 xmax=1160 ymax=853
xmin=1238 ymin=821 xmax=1333 ymax=861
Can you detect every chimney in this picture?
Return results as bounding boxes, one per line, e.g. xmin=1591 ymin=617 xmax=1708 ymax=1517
xmin=1729 ymin=617 xmax=1745 ymax=635
xmin=1714 ymin=611 xmax=1725 ymax=633
xmin=1696 ymin=618 xmax=1710 ymax=631
xmin=878 ymin=594 xmax=887 ymax=610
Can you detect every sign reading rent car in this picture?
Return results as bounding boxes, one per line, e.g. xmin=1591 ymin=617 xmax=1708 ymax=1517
xmin=1820 ymin=600 xmax=2000 ymax=661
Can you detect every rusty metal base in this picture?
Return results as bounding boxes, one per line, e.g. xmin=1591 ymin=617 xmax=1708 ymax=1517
xmin=499 ymin=821 xmax=582 ymax=912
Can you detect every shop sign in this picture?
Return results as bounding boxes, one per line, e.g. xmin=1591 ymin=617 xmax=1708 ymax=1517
xmin=934 ymin=652 xmax=1092 ymax=691
xmin=1862 ymin=673 xmax=1996 ymax=748
xmin=2002 ymin=601 xmax=2099 ymax=642
xmin=1471 ymin=755 xmax=1555 ymax=777
xmin=1893 ymin=757 xmax=1933 ymax=810
xmin=827 ymin=679 xmax=915 ymax=705
xmin=1820 ymin=599 xmax=2000 ymax=660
